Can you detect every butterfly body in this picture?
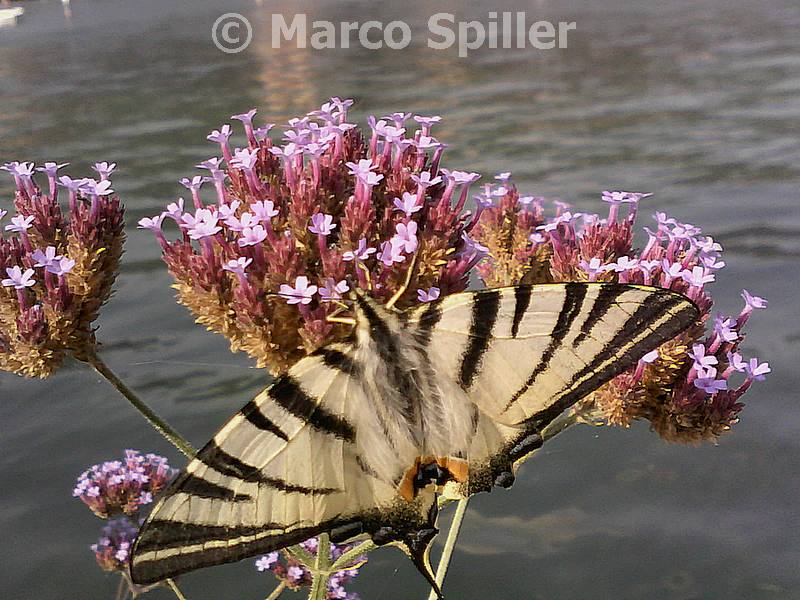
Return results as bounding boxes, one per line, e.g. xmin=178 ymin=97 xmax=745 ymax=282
xmin=130 ymin=283 xmax=698 ymax=589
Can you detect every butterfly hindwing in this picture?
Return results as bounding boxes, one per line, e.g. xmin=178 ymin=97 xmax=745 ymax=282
xmin=130 ymin=344 xmax=434 ymax=584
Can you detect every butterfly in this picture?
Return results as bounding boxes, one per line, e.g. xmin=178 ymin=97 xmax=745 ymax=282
xmin=130 ymin=282 xmax=697 ymax=595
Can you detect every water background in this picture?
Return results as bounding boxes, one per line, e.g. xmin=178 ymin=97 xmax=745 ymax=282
xmin=1 ymin=0 xmax=798 ymax=598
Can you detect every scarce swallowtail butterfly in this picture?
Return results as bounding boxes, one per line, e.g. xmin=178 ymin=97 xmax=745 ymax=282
xmin=130 ymin=283 xmax=698 ymax=595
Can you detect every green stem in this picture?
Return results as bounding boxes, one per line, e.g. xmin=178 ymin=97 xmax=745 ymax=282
xmin=329 ymin=538 xmax=375 ymax=572
xmin=426 ymin=497 xmax=469 ymax=600
xmin=265 ymin=581 xmax=287 ymax=600
xmin=166 ymin=578 xmax=189 ymax=600
xmin=84 ymin=347 xmax=196 ymax=458
xmin=307 ymin=534 xmax=332 ymax=600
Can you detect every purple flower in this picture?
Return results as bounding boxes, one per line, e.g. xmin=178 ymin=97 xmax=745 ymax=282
xmin=5 ymin=214 xmax=35 ymax=233
xmin=741 ymin=289 xmax=768 ymax=310
xmin=223 ymin=257 xmax=253 ymax=277
xmin=91 ymin=517 xmax=139 ymax=572
xmin=92 ymin=162 xmax=117 ymax=180
xmin=82 ymin=179 xmax=114 ymax=197
xmin=279 ymin=276 xmax=318 ymax=305
xmin=744 ymin=358 xmax=770 ymax=381
xmin=137 ymin=215 xmax=165 ymax=232
xmin=2 ymin=266 xmax=36 ymax=289
xmin=413 ymin=115 xmax=441 ymax=128
xmin=255 ymin=552 xmax=279 ymax=572
xmin=231 ymin=148 xmax=259 ymax=171
xmin=681 ymin=265 xmax=715 ymax=288
xmin=696 ymin=236 xmax=723 ymax=256
xmin=238 ymin=225 xmax=268 ymax=246
xmin=49 ymin=257 xmax=75 ymax=276
xmin=417 ymin=287 xmax=440 ymax=303
xmin=225 ymin=211 xmax=260 ymax=232
xmin=689 ymin=344 xmax=718 ymax=370
xmin=319 ymin=279 xmax=350 ymax=301
xmin=641 ymin=349 xmax=660 ymax=364
xmin=254 ymin=125 xmax=274 ymax=141
xmin=269 ymin=143 xmax=302 ymax=160
xmin=714 ymin=315 xmax=739 ymax=343
xmin=392 ymin=221 xmax=418 ymax=253
xmin=309 ymin=213 xmax=337 ymax=236
xmin=37 ymin=162 xmax=69 ymax=177
xmin=0 ymin=208 xmax=7 ymax=222
xmin=345 ymin=159 xmax=376 ymax=179
xmin=727 ymin=352 xmax=748 ymax=373
xmin=494 ymin=172 xmax=512 ymax=182
xmin=394 ymin=192 xmax=422 ymax=216
xmin=378 ymin=240 xmax=406 ymax=266
xmin=438 ymin=169 xmax=478 ymax=187
xmin=232 ymin=108 xmax=258 ymax=126
xmin=700 ymin=256 xmax=726 ymax=270
xmin=342 ymin=238 xmax=376 ymax=262
xmin=579 ymin=257 xmax=611 ymax=281
xmin=411 ymin=171 xmax=442 ymax=189
xmin=31 ymin=246 xmax=61 ymax=269
xmin=187 ymin=212 xmax=222 ymax=240
xmin=74 ymin=450 xmax=175 ymax=518
xmin=58 ymin=175 xmax=87 ymax=194
xmin=529 ymin=232 xmax=546 ymax=244
xmin=180 ymin=175 xmax=209 ymax=191
xmin=207 ymin=124 xmax=232 ymax=144
xmin=607 ymin=256 xmax=639 ymax=272
xmin=197 ymin=157 xmax=225 ymax=172
xmin=1 ymin=161 xmax=35 ymax=177
xmin=164 ymin=198 xmax=185 ymax=221
xmin=461 ymin=232 xmax=489 ymax=258
xmin=693 ymin=371 xmax=728 ymax=394
xmin=252 ymin=200 xmax=279 ymax=222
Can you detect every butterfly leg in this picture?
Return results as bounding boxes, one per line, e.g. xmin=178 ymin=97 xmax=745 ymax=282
xmin=385 ymin=251 xmax=419 ymax=310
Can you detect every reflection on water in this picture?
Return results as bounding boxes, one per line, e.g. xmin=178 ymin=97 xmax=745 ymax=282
xmin=0 ymin=0 xmax=799 ymax=598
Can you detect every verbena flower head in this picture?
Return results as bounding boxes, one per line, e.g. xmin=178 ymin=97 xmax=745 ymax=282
xmin=0 ymin=161 xmax=125 ymax=377
xmin=255 ymin=536 xmax=365 ymax=599
xmin=144 ymin=99 xmax=481 ymax=373
xmin=73 ymin=450 xmax=175 ymax=518
xmin=472 ymin=185 xmax=769 ymax=443
xmin=91 ymin=517 xmax=139 ymax=572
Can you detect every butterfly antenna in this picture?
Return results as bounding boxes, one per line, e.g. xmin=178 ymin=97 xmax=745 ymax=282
xmin=385 ymin=251 xmax=419 ymax=311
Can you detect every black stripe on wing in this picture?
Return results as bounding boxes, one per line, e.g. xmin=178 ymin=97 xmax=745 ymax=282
xmin=511 ymin=285 xmax=533 ymax=338
xmin=502 ymin=282 xmax=587 ymax=412
xmin=528 ymin=289 xmax=698 ymax=427
xmin=459 ymin=290 xmax=501 ymax=389
xmin=268 ymin=376 xmax=356 ymax=442
xmin=177 ymin=473 xmax=252 ymax=502
xmin=241 ymin=399 xmax=289 ymax=441
xmin=571 ymin=284 xmax=627 ymax=348
xmin=196 ymin=441 xmax=339 ymax=494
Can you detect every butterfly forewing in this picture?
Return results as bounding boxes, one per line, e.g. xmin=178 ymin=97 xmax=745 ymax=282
xmin=130 ymin=345 xmax=423 ymax=585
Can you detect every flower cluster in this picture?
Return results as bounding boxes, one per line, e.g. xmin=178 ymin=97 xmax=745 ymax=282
xmin=73 ymin=450 xmax=175 ymax=518
xmin=256 ymin=536 xmax=365 ymax=599
xmin=91 ymin=516 xmax=140 ymax=572
xmin=141 ymin=100 xmax=484 ymax=373
xmin=472 ymin=186 xmax=770 ymax=443
xmin=0 ymin=161 xmax=124 ymax=377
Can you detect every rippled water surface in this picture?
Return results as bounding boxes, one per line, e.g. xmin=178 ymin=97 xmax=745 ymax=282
xmin=1 ymin=0 xmax=799 ymax=598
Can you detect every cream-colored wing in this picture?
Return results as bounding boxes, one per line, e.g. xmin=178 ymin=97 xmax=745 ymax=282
xmin=409 ymin=283 xmax=698 ymax=492
xmin=130 ymin=344 xmax=432 ymax=585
